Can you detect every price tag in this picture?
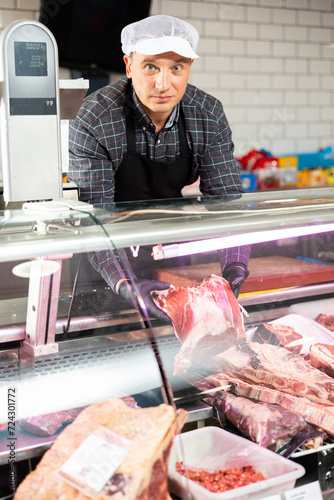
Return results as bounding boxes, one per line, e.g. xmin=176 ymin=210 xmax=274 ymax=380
xmin=283 ymin=481 xmax=323 ymax=500
xmin=58 ymin=426 xmax=135 ymax=498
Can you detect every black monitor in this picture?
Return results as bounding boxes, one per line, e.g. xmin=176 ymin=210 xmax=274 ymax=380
xmin=39 ymin=0 xmax=151 ymax=74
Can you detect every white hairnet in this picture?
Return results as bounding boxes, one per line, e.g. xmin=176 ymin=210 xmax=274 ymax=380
xmin=121 ymin=15 xmax=199 ymax=59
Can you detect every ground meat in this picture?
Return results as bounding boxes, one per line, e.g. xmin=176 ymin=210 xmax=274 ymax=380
xmin=175 ymin=462 xmax=266 ymax=493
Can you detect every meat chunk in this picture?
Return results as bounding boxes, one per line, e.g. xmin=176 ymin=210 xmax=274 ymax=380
xmin=252 ymin=322 xmax=303 ymax=354
xmin=206 ymin=341 xmax=334 ymax=407
xmin=315 ymin=314 xmax=334 ymax=332
xmin=152 ymin=275 xmax=246 ymax=375
xmin=206 ymin=391 xmax=308 ymax=451
xmin=310 ymin=343 xmax=334 ymax=378
xmin=19 ymin=408 xmax=84 ymax=436
xmin=203 ymin=372 xmax=334 ymax=436
xmin=14 ymin=399 xmax=186 ymax=500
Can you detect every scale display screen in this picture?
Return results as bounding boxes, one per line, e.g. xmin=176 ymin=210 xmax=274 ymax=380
xmin=14 ymin=41 xmax=47 ymax=77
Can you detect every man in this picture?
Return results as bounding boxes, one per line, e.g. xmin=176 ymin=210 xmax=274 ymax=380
xmin=68 ymin=15 xmax=250 ymax=323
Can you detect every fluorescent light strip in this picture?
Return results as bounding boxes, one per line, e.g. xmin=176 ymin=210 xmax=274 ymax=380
xmin=152 ymin=222 xmax=334 ymax=260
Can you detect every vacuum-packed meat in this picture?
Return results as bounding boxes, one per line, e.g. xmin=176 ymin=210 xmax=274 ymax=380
xmin=14 ymin=399 xmax=186 ymax=500
xmin=19 ymin=408 xmax=84 ymax=436
xmin=206 ymin=391 xmax=309 ymax=451
xmin=152 ymin=275 xmax=246 ymax=375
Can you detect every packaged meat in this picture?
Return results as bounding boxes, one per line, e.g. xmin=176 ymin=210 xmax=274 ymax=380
xmin=19 ymin=407 xmax=85 ymax=436
xmin=18 ymin=397 xmax=139 ymax=436
xmin=206 ymin=391 xmax=309 ymax=452
xmin=252 ymin=322 xmax=303 ymax=354
xmin=152 ymin=274 xmax=246 ymax=375
xmin=14 ymin=398 xmax=187 ymax=500
xmin=309 ymin=343 xmax=334 ymax=378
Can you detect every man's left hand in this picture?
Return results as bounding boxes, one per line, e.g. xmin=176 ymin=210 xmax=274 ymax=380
xmin=222 ymin=262 xmax=249 ymax=298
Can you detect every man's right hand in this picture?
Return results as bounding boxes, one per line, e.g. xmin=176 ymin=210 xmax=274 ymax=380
xmin=118 ymin=279 xmax=172 ymax=324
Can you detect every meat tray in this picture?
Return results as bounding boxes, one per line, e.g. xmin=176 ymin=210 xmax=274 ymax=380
xmin=246 ymin=313 xmax=334 ymax=355
xmin=168 ymin=426 xmax=305 ymax=500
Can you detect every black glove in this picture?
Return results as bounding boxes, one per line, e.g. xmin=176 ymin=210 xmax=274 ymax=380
xmin=222 ymin=262 xmax=249 ymax=298
xmin=118 ymin=279 xmax=172 ymax=324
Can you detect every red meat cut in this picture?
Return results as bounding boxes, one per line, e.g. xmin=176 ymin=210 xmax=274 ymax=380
xmin=315 ymin=314 xmax=334 ymax=332
xmin=14 ymin=399 xmax=187 ymax=500
xmin=19 ymin=408 xmax=84 ymax=436
xmin=206 ymin=390 xmax=308 ymax=451
xmin=152 ymin=275 xmax=246 ymax=375
xmin=201 ymin=371 xmax=334 ymax=436
xmin=205 ymin=341 xmax=334 ymax=406
xmin=309 ymin=343 xmax=334 ymax=378
xmin=252 ymin=322 xmax=303 ymax=354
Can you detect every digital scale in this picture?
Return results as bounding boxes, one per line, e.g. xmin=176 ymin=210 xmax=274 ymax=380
xmin=0 ymin=19 xmax=62 ymax=205
xmin=0 ymin=20 xmax=91 ymax=356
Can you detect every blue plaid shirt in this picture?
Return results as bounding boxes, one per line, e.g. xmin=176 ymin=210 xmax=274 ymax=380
xmin=68 ymin=78 xmax=250 ymax=289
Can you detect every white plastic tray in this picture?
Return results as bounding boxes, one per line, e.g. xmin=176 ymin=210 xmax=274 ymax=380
xmin=290 ymin=298 xmax=334 ymax=337
xmin=168 ymin=427 xmax=305 ymax=500
xmin=246 ymin=313 xmax=334 ymax=355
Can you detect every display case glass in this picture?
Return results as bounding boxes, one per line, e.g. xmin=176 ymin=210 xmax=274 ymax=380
xmin=1 ymin=187 xmax=334 ymax=479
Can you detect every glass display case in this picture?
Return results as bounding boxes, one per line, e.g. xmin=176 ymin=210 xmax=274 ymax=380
xmin=1 ymin=187 xmax=334 ymax=497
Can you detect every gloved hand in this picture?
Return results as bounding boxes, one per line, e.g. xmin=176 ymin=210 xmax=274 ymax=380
xmin=222 ymin=262 xmax=249 ymax=298
xmin=118 ymin=279 xmax=172 ymax=324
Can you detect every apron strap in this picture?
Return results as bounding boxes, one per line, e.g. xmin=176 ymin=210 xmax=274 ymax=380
xmin=125 ymin=93 xmax=190 ymax=156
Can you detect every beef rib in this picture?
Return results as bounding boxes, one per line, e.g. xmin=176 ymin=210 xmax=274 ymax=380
xmin=203 ymin=371 xmax=334 ymax=436
xmin=206 ymin=341 xmax=334 ymax=407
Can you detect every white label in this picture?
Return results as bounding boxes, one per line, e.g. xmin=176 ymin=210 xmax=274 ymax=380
xmin=283 ymin=481 xmax=323 ymax=500
xmin=58 ymin=426 xmax=135 ymax=498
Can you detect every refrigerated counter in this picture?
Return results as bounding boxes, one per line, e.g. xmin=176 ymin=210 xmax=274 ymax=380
xmin=1 ymin=187 xmax=334 ymax=495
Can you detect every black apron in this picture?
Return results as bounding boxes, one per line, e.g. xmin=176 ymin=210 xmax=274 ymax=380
xmin=114 ymin=88 xmax=198 ymax=277
xmin=114 ymin=94 xmax=198 ymax=202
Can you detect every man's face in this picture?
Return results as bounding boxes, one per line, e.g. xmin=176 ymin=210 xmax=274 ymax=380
xmin=124 ymin=52 xmax=193 ymax=122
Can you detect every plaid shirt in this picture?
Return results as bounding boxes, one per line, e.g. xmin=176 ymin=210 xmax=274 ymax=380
xmin=68 ymin=78 xmax=250 ymax=289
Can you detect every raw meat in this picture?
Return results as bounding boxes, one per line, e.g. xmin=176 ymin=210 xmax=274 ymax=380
xmin=175 ymin=463 xmax=266 ymax=492
xmin=152 ymin=275 xmax=246 ymax=375
xmin=19 ymin=408 xmax=85 ymax=436
xmin=315 ymin=314 xmax=334 ymax=332
xmin=14 ymin=399 xmax=186 ymax=500
xmin=206 ymin=341 xmax=334 ymax=406
xmin=310 ymin=343 xmax=334 ymax=378
xmin=19 ymin=397 xmax=139 ymax=436
xmin=203 ymin=371 xmax=334 ymax=436
xmin=206 ymin=391 xmax=308 ymax=451
xmin=252 ymin=322 xmax=303 ymax=354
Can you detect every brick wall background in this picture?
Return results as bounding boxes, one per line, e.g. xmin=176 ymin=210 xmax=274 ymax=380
xmin=0 ymin=0 xmax=333 ymax=157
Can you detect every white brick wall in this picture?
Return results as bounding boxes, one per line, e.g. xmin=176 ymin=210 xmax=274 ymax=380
xmin=151 ymin=0 xmax=334 ymax=156
xmin=0 ymin=0 xmax=332 ymax=156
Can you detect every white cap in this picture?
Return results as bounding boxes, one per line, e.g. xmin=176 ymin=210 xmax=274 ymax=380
xmin=121 ymin=15 xmax=199 ymax=59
